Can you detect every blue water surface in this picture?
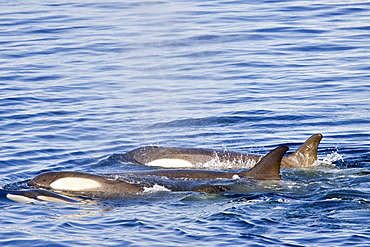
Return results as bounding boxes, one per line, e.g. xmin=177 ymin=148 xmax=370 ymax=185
xmin=1 ymin=0 xmax=370 ymax=246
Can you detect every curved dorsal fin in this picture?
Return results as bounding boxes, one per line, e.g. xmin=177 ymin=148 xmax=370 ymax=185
xmin=282 ymin=134 xmax=323 ymax=168
xmin=239 ymin=146 xmax=289 ymax=180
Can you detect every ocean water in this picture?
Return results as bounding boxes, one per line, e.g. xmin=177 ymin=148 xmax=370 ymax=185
xmin=1 ymin=0 xmax=370 ymax=246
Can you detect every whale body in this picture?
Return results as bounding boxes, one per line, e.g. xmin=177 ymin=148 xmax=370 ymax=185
xmin=0 ymin=189 xmax=78 ymax=204
xmin=28 ymin=146 xmax=288 ymax=195
xmin=117 ymin=134 xmax=322 ymax=169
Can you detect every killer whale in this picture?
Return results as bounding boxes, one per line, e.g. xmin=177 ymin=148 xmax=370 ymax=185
xmin=118 ymin=134 xmax=322 ymax=169
xmin=0 ymin=189 xmax=78 ymax=204
xmin=28 ymin=146 xmax=288 ymax=195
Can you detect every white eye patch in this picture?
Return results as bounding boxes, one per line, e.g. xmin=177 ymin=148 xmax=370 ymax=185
xmin=146 ymin=159 xmax=193 ymax=168
xmin=36 ymin=195 xmax=73 ymax=203
xmin=6 ymin=193 xmax=75 ymax=203
xmin=6 ymin=194 xmax=38 ymax=203
xmin=50 ymin=178 xmax=101 ymax=191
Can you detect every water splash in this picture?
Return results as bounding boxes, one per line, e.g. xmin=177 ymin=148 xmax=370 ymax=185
xmin=194 ymin=152 xmax=257 ymax=170
xmin=143 ymin=184 xmax=171 ymax=193
xmin=313 ymin=151 xmax=343 ymax=167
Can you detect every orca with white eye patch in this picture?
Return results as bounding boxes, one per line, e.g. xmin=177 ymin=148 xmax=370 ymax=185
xmin=121 ymin=134 xmax=323 ymax=169
xmin=29 ymin=146 xmax=288 ymax=195
xmin=0 ymin=189 xmax=78 ymax=204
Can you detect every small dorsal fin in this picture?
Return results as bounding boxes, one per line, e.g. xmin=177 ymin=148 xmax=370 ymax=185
xmin=282 ymin=134 xmax=323 ymax=168
xmin=239 ymin=146 xmax=289 ymax=180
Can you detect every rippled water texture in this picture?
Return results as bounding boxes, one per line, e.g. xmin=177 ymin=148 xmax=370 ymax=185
xmin=1 ymin=0 xmax=370 ymax=246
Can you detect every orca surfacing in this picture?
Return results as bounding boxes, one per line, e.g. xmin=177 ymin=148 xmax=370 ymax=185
xmin=0 ymin=189 xmax=78 ymax=204
xmin=28 ymin=146 xmax=288 ymax=195
xmin=119 ymin=134 xmax=323 ymax=169
xmin=6 ymin=134 xmax=323 ymax=203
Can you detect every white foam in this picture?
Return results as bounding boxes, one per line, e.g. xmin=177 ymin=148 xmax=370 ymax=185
xmin=146 ymin=159 xmax=194 ymax=168
xmin=143 ymin=184 xmax=171 ymax=193
xmin=50 ymin=178 xmax=101 ymax=191
xmin=323 ymin=151 xmax=343 ymax=163
xmin=196 ymin=155 xmax=257 ymax=170
xmin=313 ymin=151 xmax=343 ymax=167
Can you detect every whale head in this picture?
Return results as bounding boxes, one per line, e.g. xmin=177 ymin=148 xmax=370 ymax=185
xmin=1 ymin=189 xmax=79 ymax=203
xmin=29 ymin=172 xmax=103 ymax=192
xmin=28 ymin=171 xmax=144 ymax=194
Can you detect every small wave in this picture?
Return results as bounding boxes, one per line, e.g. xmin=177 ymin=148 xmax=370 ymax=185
xmin=143 ymin=184 xmax=171 ymax=193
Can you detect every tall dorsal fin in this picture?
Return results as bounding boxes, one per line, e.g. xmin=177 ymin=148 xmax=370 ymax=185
xmin=282 ymin=134 xmax=323 ymax=168
xmin=239 ymin=146 xmax=288 ymax=180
